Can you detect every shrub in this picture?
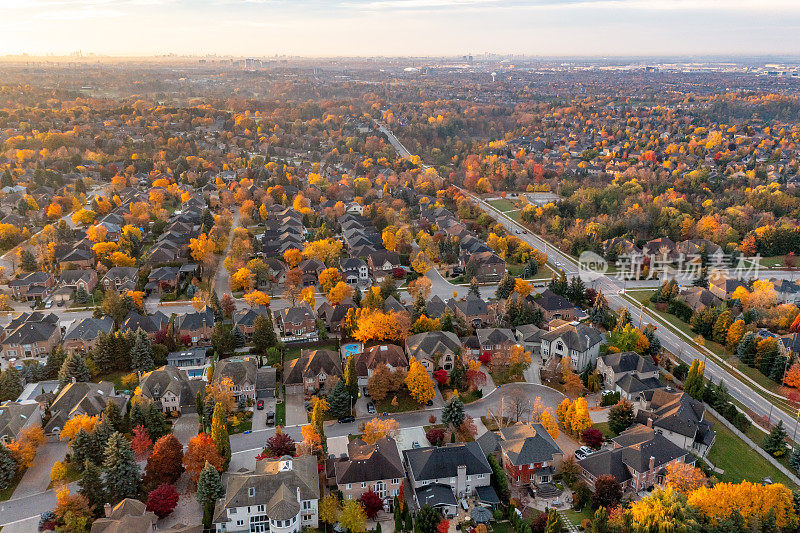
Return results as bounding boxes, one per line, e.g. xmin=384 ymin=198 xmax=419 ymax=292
xmin=51 ymin=460 xmax=67 ymax=483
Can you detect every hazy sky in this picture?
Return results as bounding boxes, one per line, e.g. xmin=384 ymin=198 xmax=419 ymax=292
xmin=2 ymin=0 xmax=800 ymax=57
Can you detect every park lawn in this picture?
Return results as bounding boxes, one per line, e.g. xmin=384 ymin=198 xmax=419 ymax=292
xmin=0 ymin=469 xmax=25 ymax=501
xmin=487 ymin=198 xmax=518 ymax=212
xmin=705 ymin=413 xmax=796 ymax=488
xmin=275 ymin=401 xmax=286 ymax=426
xmin=375 ymin=389 xmax=425 ymax=413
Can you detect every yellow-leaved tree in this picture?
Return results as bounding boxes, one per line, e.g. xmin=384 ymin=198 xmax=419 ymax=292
xmin=59 ymin=414 xmax=99 ymax=442
xmin=405 ymin=357 xmax=435 ymax=405
xmin=688 ymin=481 xmax=797 ymax=529
xmin=362 ymin=418 xmax=399 ymax=444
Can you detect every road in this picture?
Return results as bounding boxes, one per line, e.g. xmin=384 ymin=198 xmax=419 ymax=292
xmin=213 ymin=211 xmax=242 ymax=297
xmin=376 ymin=119 xmax=800 ymax=434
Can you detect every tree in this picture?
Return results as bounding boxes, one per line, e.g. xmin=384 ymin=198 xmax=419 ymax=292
xmin=359 ymin=488 xmax=384 ymax=519
xmin=683 ymin=359 xmax=705 ymax=399
xmin=468 ymin=277 xmax=480 ymax=298
xmin=442 ymin=397 xmax=465 ymax=429
xmin=58 ymin=351 xmax=91 ymax=386
xmin=184 ymin=433 xmax=224 ymax=482
xmin=319 ymin=268 xmax=343 ymax=293
xmin=581 ymin=428 xmax=603 ymax=449
xmin=608 ymin=399 xmax=634 ymax=435
xmin=363 ymin=418 xmax=399 ymax=445
xmin=592 ymin=475 xmax=622 ymax=510
xmin=495 ymin=272 xmax=516 ymax=300
xmin=233 ymin=326 xmax=246 ymax=348
xmin=211 ymin=403 xmax=231 ymax=469
xmin=103 ymin=431 xmax=140 ymax=503
xmin=367 ymin=363 xmax=392 ymax=402
xmin=131 ymin=424 xmax=153 ymax=459
xmin=265 ymin=428 xmax=296 ymax=457
xmin=791 ymin=448 xmax=800 ymax=475
xmin=340 ymin=498 xmax=367 ymax=533
xmin=344 ymin=354 xmax=358 ymax=398
xmin=626 ymin=487 xmax=698 ymax=532
xmin=0 ymin=367 xmax=22 ymax=402
xmin=764 ymin=421 xmax=789 ymax=457
xmin=147 ymin=483 xmax=180 ymax=518
xmin=688 ymin=481 xmax=798 ymax=529
xmin=590 ymin=507 xmax=608 ymax=533
xmin=540 ymin=410 xmax=559 ymax=441
xmin=78 ymin=460 xmax=106 ymax=517
xmin=406 ymin=357 xmax=436 ymax=405
xmin=53 ymin=486 xmax=92 ymax=530
xmin=7 ymin=425 xmax=44 ymax=469
xmin=244 ymin=290 xmax=271 ymax=308
xmin=252 ymin=313 xmax=276 ymax=354
xmin=211 ymin=323 xmax=235 ymax=358
xmin=319 ymin=493 xmax=341 ymax=532
xmin=0 ymin=443 xmax=17 ymax=492
xmin=713 ymin=310 xmax=733 ymax=345
xmin=544 ymin=509 xmax=561 ymax=533
xmin=726 ymin=319 xmax=747 ymax=350
xmin=415 ymin=505 xmax=441 ymax=533
xmin=102 ymin=401 xmax=125 ymax=434
xmin=664 ymin=462 xmax=705 ymax=493
xmin=197 ymin=462 xmax=225 ymax=526
xmin=60 ymin=413 xmax=99 ymax=442
xmin=144 ymin=434 xmax=184 ymax=487
xmin=329 ymin=380 xmax=352 ymax=419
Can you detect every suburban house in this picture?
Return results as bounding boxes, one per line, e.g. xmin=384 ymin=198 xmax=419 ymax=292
xmin=0 ymin=316 xmax=61 ymax=368
xmin=276 ymin=304 xmax=317 ymax=342
xmin=632 ymin=389 xmax=716 ymax=457
xmin=577 ymin=426 xmax=689 ymax=493
xmin=0 ymin=401 xmax=42 ymax=443
xmin=138 ymin=365 xmax=200 ymax=415
xmin=405 ymin=330 xmax=463 ymax=374
xmin=101 ymin=266 xmax=139 ymax=292
xmin=284 ymin=349 xmax=343 ymax=395
xmin=316 ymin=300 xmax=356 ymax=333
xmin=213 ymin=454 xmax=319 ymax=533
xmin=166 ymin=347 xmax=210 ymax=379
xmin=334 ymin=437 xmax=404 ymax=509
xmin=44 ymin=381 xmax=127 ymax=435
xmin=8 ymin=272 xmax=54 ymax=301
xmin=466 ymin=251 xmax=506 ymax=282
xmin=678 ymin=287 xmax=721 ymax=313
xmin=63 ymin=316 xmax=115 ymax=354
xmin=213 ymin=359 xmax=273 ymax=403
xmin=772 ymin=279 xmax=800 ymax=304
xmin=367 ymin=250 xmax=401 ymax=282
xmin=709 ymin=274 xmax=747 ymax=300
xmin=596 ymin=352 xmax=663 ymax=400
xmin=233 ymin=307 xmax=269 ymax=341
xmin=452 ymin=295 xmax=490 ymax=328
xmin=476 ymin=328 xmax=519 ymax=359
xmin=298 ymin=259 xmax=326 ymax=287
xmin=531 ymin=290 xmax=575 ymax=322
xmin=515 ymin=324 xmax=544 ymax=356
xmin=353 ymin=344 xmax=408 ymax=385
xmin=540 ymin=321 xmax=604 ymax=369
xmin=403 ymin=442 xmax=493 ymax=516
xmin=90 ymin=498 xmax=157 ymax=533
xmin=477 ymin=423 xmax=563 ymax=490
xmin=57 ymin=269 xmax=98 ymax=294
xmin=339 ymin=258 xmax=370 ymax=285
xmin=175 ymin=309 xmax=215 ymax=345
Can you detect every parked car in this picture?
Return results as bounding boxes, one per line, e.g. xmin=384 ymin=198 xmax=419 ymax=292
xmin=338 ymin=416 xmax=355 ymax=424
xmin=412 ymin=441 xmax=421 ymax=449
xmin=362 ymin=386 xmax=370 ymax=398
xmin=460 ymin=500 xmax=469 ymax=511
xmin=266 ymin=411 xmax=275 ymax=426
xmin=575 ymin=449 xmax=588 ymax=460
xmin=44 ymin=300 xmax=52 ymax=309
xmin=257 ymin=399 xmax=264 ymax=410
xmin=367 ymin=402 xmax=376 ymax=414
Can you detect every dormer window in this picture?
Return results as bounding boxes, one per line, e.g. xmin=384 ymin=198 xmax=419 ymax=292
xmin=249 ymin=487 xmax=255 ymax=497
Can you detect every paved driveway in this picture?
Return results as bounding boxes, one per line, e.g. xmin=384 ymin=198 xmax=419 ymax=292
xmin=12 ymin=440 xmax=67 ymax=499
xmin=285 ymin=393 xmax=308 ymax=426
xmin=252 ymin=398 xmax=277 ymax=430
xmin=173 ymin=413 xmax=200 ymax=446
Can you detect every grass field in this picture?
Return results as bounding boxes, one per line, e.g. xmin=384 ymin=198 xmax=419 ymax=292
xmin=275 ymin=401 xmax=286 ymax=426
xmin=285 ymin=340 xmax=338 ymax=361
xmin=375 ymin=389 xmax=425 ymax=413
xmin=561 ymin=507 xmax=593 ymax=527
xmin=0 ymin=469 xmax=25 ymax=501
xmin=487 ymin=198 xmax=519 ymax=212
xmin=593 ymin=421 xmax=614 ymax=439
xmin=705 ymin=412 xmax=796 ymax=488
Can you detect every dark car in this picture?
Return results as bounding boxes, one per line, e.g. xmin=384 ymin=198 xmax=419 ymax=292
xmin=338 ymin=416 xmax=355 ymax=424
xmin=367 ymin=402 xmax=376 ymax=414
xmin=257 ymin=399 xmax=264 ymax=410
xmin=266 ymin=411 xmax=275 ymax=426
xmin=426 ymin=400 xmax=433 ymax=406
xmin=362 ymin=386 xmax=370 ymax=398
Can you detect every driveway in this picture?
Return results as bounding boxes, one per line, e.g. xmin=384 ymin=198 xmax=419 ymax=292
xmin=252 ymin=398 xmax=276 ymax=430
xmin=285 ymin=393 xmax=308 ymax=426
xmin=173 ymin=413 xmax=200 ymax=446
xmin=12 ymin=440 xmax=67 ymax=499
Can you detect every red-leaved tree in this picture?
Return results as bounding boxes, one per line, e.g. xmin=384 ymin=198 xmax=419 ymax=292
xmin=359 ymin=488 xmax=384 ymax=519
xmin=144 ymin=434 xmax=185 ymax=488
xmin=131 ymin=425 xmax=153 ymax=460
xmin=433 ymin=369 xmax=448 ymax=386
xmin=263 ymin=430 xmax=295 ymax=458
xmin=146 ymin=483 xmax=180 ymax=518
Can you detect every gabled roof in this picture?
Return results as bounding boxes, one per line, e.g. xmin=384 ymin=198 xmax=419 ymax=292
xmin=541 ymin=322 xmax=604 ymax=352
xmin=406 ymin=330 xmax=462 ymax=361
xmin=355 ymin=344 xmax=408 ymax=376
xmin=284 ymin=349 xmax=342 ymax=385
xmin=497 ymin=423 xmax=563 ymax=466
xmin=335 ymin=437 xmax=404 ymax=484
xmin=0 ymin=401 xmax=38 ymax=441
xmin=64 ymin=317 xmax=114 ymax=341
xmin=403 ymin=442 xmax=492 ymax=481
xmin=476 ymin=328 xmax=516 ymax=346
xmin=534 ymin=289 xmax=573 ymax=312
xmin=600 ymin=352 xmax=658 ymax=375
xmin=214 ymin=359 xmax=257 ymax=387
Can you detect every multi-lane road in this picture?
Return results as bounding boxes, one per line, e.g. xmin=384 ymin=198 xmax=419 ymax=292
xmin=374 ymin=119 xmax=800 ymax=434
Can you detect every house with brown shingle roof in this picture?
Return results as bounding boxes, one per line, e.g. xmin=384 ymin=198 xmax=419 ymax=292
xmin=334 ymin=437 xmax=404 ymax=507
xmin=284 ymin=349 xmax=343 ymax=395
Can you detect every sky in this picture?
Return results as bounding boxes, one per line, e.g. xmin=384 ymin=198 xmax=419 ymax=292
xmin=2 ymin=0 xmax=800 ymax=57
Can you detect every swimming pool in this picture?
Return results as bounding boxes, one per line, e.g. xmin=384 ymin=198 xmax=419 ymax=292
xmin=341 ymin=343 xmax=361 ymax=358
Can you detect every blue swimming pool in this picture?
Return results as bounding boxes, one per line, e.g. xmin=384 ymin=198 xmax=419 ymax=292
xmin=341 ymin=343 xmax=361 ymax=358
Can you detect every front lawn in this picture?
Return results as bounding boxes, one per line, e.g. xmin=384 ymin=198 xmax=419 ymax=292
xmin=285 ymin=340 xmax=339 ymax=361
xmin=561 ymin=507 xmax=593 ymax=527
xmin=275 ymin=401 xmax=286 ymax=426
xmin=0 ymin=469 xmax=25 ymax=501
xmin=705 ymin=412 xmax=796 ymax=488
xmin=593 ymin=421 xmax=614 ymax=439
xmin=374 ymin=389 xmax=425 ymax=413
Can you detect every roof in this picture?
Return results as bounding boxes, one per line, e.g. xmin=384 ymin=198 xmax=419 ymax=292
xmin=476 ymin=328 xmax=517 ymax=347
xmin=64 ymin=317 xmax=114 ymax=342
xmin=600 ymin=352 xmax=658 ymax=375
xmin=0 ymin=401 xmax=38 ymax=441
xmin=214 ymin=359 xmax=257 ymax=388
xmin=639 ymin=389 xmax=709 ymax=439
xmin=542 ymin=321 xmax=604 ymax=352
xmin=497 ymin=423 xmax=563 ymax=466
xmin=90 ymin=498 xmax=157 ymax=533
xmin=406 ymin=330 xmax=462 ymax=361
xmin=355 ymin=344 xmax=408 ymax=376
xmin=139 ymin=365 xmax=195 ymax=405
xmin=416 ymin=484 xmax=458 ymax=508
xmin=403 ymin=442 xmax=492 ymax=481
xmin=46 ymin=381 xmax=125 ymax=433
xmin=284 ymin=349 xmax=342 ymax=385
xmin=214 ymin=455 xmax=319 ymax=524
xmin=3 ymin=320 xmax=58 ymax=346
xmin=335 ymin=437 xmax=404 ymax=484
xmin=534 ymin=289 xmax=573 ymax=312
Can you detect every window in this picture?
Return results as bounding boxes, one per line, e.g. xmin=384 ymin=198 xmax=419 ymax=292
xmin=249 ymin=487 xmax=256 ymax=497
xmin=346 ymin=484 xmax=351 ymax=490
xmin=230 ymin=508 xmax=237 ymax=514
xmin=361 ymin=482 xmax=366 ymax=488
xmin=237 ymin=520 xmax=244 ymax=526
xmin=391 ymin=478 xmax=399 ymax=485
xmin=303 ymin=501 xmax=311 ymax=509
xmin=477 ymin=474 xmax=485 ymax=479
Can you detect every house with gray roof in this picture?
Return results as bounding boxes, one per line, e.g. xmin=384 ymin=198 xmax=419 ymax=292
xmin=451 ymin=295 xmax=490 ymax=328
xmin=632 ymin=389 xmax=715 ymax=457
xmin=284 ymin=349 xmax=342 ymax=395
xmin=0 ymin=401 xmax=41 ymax=444
xmin=403 ymin=442 xmax=492 ymax=515
xmin=0 ymin=317 xmax=60 ymax=370
xmin=540 ymin=321 xmax=604 ymax=369
xmin=276 ymin=304 xmax=317 ymax=342
xmin=101 ymin=267 xmax=139 ymax=292
xmin=63 ymin=316 xmax=114 ymax=354
xmin=167 ymin=347 xmax=210 ymax=379
xmin=139 ymin=365 xmax=201 ymax=415
xmin=476 ymin=328 xmax=519 ymax=359
xmin=515 ymin=324 xmax=544 ymax=356
xmin=405 ymin=330 xmax=462 ymax=374
xmin=45 ymin=381 xmax=127 ymax=435
xmin=597 ymin=352 xmax=661 ymax=399
xmin=334 ymin=437 xmax=404 ymax=508
xmin=531 ymin=289 xmax=575 ymax=322
xmin=213 ymin=454 xmax=319 ymax=533
xmin=477 ymin=423 xmax=563 ymax=489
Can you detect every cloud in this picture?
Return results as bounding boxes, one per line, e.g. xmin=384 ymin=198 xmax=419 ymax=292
xmin=345 ymin=0 xmax=800 ymax=11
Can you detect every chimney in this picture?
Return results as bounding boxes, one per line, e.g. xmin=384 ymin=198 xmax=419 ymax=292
xmin=104 ymin=503 xmax=112 ymax=517
xmin=297 ymin=487 xmax=301 ymax=504
xmin=646 ymin=417 xmax=653 ymax=428
xmin=649 ymin=456 xmax=655 ymax=472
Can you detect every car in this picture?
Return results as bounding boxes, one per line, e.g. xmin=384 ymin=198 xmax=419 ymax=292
xmin=522 ymin=230 xmax=528 ymax=234
xmin=367 ymin=402 xmax=376 ymax=414
xmin=338 ymin=416 xmax=355 ymax=424
xmin=362 ymin=386 xmax=370 ymax=398
xmin=515 ymin=229 xmax=521 ymax=234
xmin=266 ymin=411 xmax=275 ymax=426
xmin=57 ymin=300 xmax=64 ymax=307
xmin=601 ymin=389 xmax=615 ymax=396
xmin=426 ymin=399 xmax=433 ymax=406
xmin=460 ymin=500 xmax=469 ymax=511
xmin=44 ymin=300 xmax=52 ymax=309
xmin=257 ymin=399 xmax=264 ymax=410
xmin=412 ymin=441 xmax=421 ymax=449
xmin=574 ymin=449 xmax=588 ymax=461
